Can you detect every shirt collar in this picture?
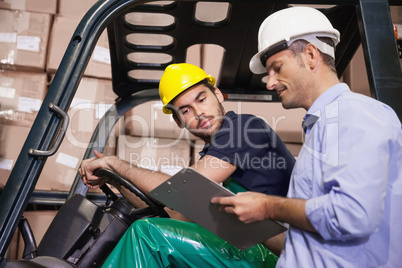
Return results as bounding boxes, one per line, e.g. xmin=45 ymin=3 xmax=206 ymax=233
xmin=305 ymin=83 xmax=350 ymax=120
xmin=302 ymin=83 xmax=350 ymax=134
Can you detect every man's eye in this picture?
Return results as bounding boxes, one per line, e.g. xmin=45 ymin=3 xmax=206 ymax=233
xmin=274 ymin=65 xmax=281 ymax=73
xmin=199 ymin=97 xmax=206 ymax=103
xmin=181 ymin=108 xmax=189 ymax=114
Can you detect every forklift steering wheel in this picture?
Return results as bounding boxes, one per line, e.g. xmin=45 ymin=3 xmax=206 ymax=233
xmin=94 ymin=168 xmax=170 ymax=218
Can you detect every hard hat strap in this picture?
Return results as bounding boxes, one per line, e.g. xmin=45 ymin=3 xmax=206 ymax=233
xmin=292 ymin=34 xmax=336 ymax=59
xmin=260 ymin=33 xmax=336 ymax=68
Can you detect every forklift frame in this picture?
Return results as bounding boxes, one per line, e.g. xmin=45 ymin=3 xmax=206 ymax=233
xmin=0 ymin=0 xmax=401 ymax=265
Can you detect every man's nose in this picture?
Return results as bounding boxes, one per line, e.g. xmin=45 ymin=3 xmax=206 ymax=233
xmin=193 ymin=105 xmax=204 ymax=119
xmin=266 ymin=75 xmax=277 ymax=91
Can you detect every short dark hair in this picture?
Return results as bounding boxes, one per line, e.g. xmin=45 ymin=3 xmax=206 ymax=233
xmin=197 ymin=79 xmax=216 ymax=92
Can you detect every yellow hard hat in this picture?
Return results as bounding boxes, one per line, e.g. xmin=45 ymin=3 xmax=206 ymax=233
xmin=159 ymin=63 xmax=216 ymax=114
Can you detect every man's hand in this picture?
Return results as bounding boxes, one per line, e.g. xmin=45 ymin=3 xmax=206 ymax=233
xmin=211 ymin=191 xmax=273 ymax=223
xmin=212 ymin=192 xmax=316 ymax=233
xmin=79 ymin=150 xmax=113 ymax=189
xmin=212 ymin=192 xmax=288 ymax=254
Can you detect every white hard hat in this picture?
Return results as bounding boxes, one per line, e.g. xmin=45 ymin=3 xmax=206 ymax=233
xmin=249 ymin=6 xmax=340 ymax=74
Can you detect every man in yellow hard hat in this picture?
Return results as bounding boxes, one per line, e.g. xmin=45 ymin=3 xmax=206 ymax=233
xmin=213 ymin=6 xmax=402 ymax=268
xmin=80 ymin=62 xmax=295 ymax=267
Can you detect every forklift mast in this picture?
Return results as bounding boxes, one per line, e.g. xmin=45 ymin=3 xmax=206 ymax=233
xmin=0 ymin=0 xmax=401 ymax=265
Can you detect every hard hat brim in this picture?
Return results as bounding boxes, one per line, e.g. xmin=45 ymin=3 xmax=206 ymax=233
xmin=249 ymin=49 xmax=268 ymax=75
xmin=250 ymin=41 xmax=290 ymax=74
xmin=161 ymin=75 xmax=216 ymax=114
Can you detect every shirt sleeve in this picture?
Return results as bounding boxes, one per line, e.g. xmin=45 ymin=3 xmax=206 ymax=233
xmin=305 ymin=97 xmax=393 ymax=241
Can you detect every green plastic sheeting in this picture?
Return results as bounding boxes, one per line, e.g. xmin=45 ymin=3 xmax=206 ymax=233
xmin=103 ymin=218 xmax=278 ymax=267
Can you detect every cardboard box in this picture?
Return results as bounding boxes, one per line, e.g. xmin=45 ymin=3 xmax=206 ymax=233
xmin=5 ymin=225 xmax=19 ymax=260
xmin=57 ymin=0 xmax=97 ymax=17
xmin=16 ymin=210 xmax=58 ymax=260
xmin=0 ymin=0 xmax=57 ymax=15
xmin=391 ymin=6 xmax=402 ymax=24
xmin=0 ymin=9 xmax=51 ymax=72
xmin=125 ymin=100 xmax=199 ymax=140
xmin=0 ymin=124 xmax=104 ymax=192
xmin=186 ymin=44 xmax=224 ymax=86
xmin=38 ymin=77 xmax=118 ymax=191
xmin=37 ymin=132 xmax=118 ymax=192
xmin=285 ymin=143 xmax=302 ymax=158
xmin=117 ymin=135 xmax=191 ymax=176
xmin=0 ymin=71 xmax=48 ymax=128
xmin=46 ymin=15 xmax=112 ymax=79
xmin=0 ymin=125 xmax=30 ymax=186
xmin=223 ymin=101 xmax=305 ymax=144
xmin=66 ymin=77 xmax=118 ymax=136
xmin=126 ymin=100 xmax=305 ymax=144
xmin=343 ymin=45 xmax=371 ymax=97
xmin=188 ymin=103 xmax=304 ymax=161
xmin=36 ymin=131 xmax=90 ymax=191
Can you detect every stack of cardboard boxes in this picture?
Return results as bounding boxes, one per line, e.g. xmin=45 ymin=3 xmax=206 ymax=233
xmin=0 ymin=0 xmax=117 ymax=260
xmin=0 ymin=0 xmax=55 ymax=260
xmin=0 ymin=1 xmax=55 ymax=187
xmin=0 ymin=0 xmax=118 ymax=191
xmin=121 ymin=101 xmax=195 ymax=175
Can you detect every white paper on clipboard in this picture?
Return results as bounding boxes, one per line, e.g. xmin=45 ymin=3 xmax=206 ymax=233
xmin=150 ymin=168 xmax=287 ymax=250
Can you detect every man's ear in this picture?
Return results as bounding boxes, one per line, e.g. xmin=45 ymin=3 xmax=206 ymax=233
xmin=172 ymin=113 xmax=185 ymax=129
xmin=304 ymin=43 xmax=320 ymax=69
xmin=214 ymin=87 xmax=224 ymax=103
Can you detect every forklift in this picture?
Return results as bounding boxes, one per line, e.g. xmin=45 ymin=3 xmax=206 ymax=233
xmin=0 ymin=0 xmax=401 ymax=267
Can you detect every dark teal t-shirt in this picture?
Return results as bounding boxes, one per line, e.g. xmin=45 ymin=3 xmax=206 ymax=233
xmin=199 ymin=111 xmax=295 ymax=197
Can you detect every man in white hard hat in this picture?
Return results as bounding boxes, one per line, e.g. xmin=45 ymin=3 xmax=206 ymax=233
xmin=81 ymin=63 xmax=295 ymax=267
xmin=213 ymin=6 xmax=402 ymax=267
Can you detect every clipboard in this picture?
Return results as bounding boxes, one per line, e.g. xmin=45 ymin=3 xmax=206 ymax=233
xmin=150 ymin=168 xmax=287 ymax=250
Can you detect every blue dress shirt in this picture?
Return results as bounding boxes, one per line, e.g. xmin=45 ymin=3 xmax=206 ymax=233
xmin=276 ymin=83 xmax=402 ymax=267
